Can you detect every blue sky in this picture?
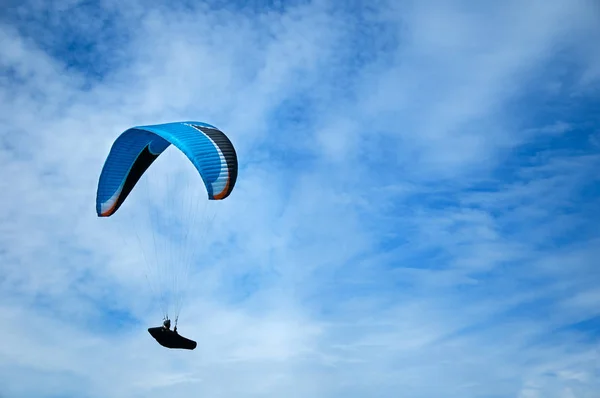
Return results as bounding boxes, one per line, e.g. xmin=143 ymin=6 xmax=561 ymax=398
xmin=1 ymin=0 xmax=600 ymax=397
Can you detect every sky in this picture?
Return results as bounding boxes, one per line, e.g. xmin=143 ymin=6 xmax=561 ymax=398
xmin=1 ymin=0 xmax=600 ymax=397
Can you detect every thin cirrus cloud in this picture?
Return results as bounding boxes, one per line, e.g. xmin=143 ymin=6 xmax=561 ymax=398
xmin=0 ymin=0 xmax=599 ymax=397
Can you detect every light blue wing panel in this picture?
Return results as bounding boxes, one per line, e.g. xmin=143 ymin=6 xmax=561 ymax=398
xmin=96 ymin=121 xmax=238 ymax=217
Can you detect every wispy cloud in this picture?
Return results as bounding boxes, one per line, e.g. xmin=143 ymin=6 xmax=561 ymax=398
xmin=1 ymin=0 xmax=599 ymax=397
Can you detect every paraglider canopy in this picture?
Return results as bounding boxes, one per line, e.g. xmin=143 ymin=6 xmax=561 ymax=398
xmin=96 ymin=121 xmax=238 ymax=218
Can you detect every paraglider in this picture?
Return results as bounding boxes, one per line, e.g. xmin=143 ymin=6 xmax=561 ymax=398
xmin=147 ymin=319 xmax=197 ymax=350
xmin=95 ymin=121 xmax=238 ymax=350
